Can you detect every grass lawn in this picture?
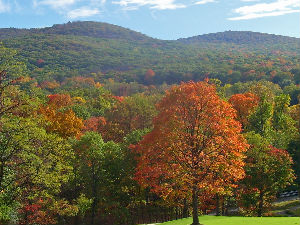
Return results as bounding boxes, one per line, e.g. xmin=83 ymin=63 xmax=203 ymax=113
xmin=157 ymin=216 xmax=300 ymax=225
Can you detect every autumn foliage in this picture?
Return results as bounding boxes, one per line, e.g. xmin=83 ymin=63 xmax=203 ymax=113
xmin=229 ymin=92 xmax=259 ymax=128
xmin=47 ymin=94 xmax=72 ymax=108
xmin=134 ymin=81 xmax=248 ymax=225
xmin=144 ymin=69 xmax=155 ymax=84
xmin=83 ymin=116 xmax=106 ymax=133
xmin=39 ymin=94 xmax=83 ymax=138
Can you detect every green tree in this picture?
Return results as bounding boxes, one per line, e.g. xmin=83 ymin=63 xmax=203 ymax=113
xmin=239 ymin=132 xmax=295 ymax=216
xmin=0 ymin=43 xmax=27 ymax=80
xmin=0 ymin=116 xmax=74 ymax=224
xmin=248 ymin=97 xmax=273 ymax=137
xmin=104 ymin=94 xmax=157 ymax=142
xmin=271 ymin=94 xmax=298 ymax=149
xmin=72 ymin=132 xmax=129 ymax=224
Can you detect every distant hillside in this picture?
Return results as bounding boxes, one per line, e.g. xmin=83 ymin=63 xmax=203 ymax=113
xmin=0 ymin=21 xmax=154 ymax=42
xmin=177 ymin=31 xmax=300 ymax=46
xmin=1 ymin=22 xmax=299 ymax=87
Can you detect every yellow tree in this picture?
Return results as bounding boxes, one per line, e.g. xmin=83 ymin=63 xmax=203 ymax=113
xmin=39 ymin=94 xmax=83 ymax=138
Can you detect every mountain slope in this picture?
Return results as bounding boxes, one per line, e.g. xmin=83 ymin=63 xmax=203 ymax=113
xmin=177 ymin=30 xmax=300 ymax=46
xmin=1 ymin=22 xmax=299 ymax=87
xmin=0 ymin=21 xmax=154 ymax=42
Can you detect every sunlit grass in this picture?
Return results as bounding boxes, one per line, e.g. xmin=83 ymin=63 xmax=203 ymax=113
xmin=157 ymin=215 xmax=300 ymax=225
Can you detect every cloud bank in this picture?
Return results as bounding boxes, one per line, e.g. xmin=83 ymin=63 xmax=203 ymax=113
xmin=30 ymin=0 xmax=216 ymax=18
xmin=3 ymin=0 xmax=299 ymax=20
xmin=229 ymin=0 xmax=300 ymax=20
xmin=111 ymin=0 xmax=187 ymax=10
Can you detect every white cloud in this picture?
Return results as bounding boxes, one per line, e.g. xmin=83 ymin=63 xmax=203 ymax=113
xmin=0 ymin=0 xmax=10 ymax=13
xmin=240 ymin=0 xmax=260 ymax=2
xmin=229 ymin=9 xmax=300 ymax=20
xmin=67 ymin=7 xmax=100 ymax=18
xmin=229 ymin=0 xmax=300 ymax=20
xmin=112 ymin=0 xmax=186 ymax=10
xmin=36 ymin=0 xmax=77 ymax=9
xmin=29 ymin=0 xmax=217 ymax=17
xmin=194 ymin=0 xmax=215 ymax=5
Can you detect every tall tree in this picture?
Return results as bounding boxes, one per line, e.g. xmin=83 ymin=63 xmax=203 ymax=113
xmin=134 ymin=81 xmax=248 ymax=225
xmin=271 ymin=94 xmax=298 ymax=149
xmin=72 ymin=132 xmax=128 ymax=225
xmin=238 ymin=132 xmax=295 ymax=216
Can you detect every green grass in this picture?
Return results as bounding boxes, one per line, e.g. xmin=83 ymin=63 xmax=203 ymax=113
xmin=157 ymin=216 xmax=300 ymax=225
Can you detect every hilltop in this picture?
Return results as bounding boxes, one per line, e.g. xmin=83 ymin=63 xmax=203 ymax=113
xmin=0 ymin=21 xmax=154 ymax=42
xmin=178 ymin=30 xmax=300 ymax=46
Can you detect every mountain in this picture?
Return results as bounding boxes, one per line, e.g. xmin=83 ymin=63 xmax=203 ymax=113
xmin=2 ymin=21 xmax=299 ymax=46
xmin=178 ymin=30 xmax=300 ymax=46
xmin=0 ymin=21 xmax=154 ymax=42
xmin=1 ymin=22 xmax=299 ymax=87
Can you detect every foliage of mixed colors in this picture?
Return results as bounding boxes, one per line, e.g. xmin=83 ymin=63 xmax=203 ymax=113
xmin=0 ymin=22 xmax=299 ymax=225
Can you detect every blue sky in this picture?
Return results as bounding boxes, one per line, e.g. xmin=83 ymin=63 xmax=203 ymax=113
xmin=1 ymin=0 xmax=299 ymax=39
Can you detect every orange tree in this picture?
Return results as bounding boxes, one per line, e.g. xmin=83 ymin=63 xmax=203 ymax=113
xmin=39 ymin=94 xmax=84 ymax=138
xmin=134 ymin=81 xmax=248 ymax=225
xmin=228 ymin=92 xmax=259 ymax=129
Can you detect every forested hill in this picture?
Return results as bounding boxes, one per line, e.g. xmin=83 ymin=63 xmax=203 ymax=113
xmin=0 ymin=21 xmax=154 ymax=41
xmin=1 ymin=21 xmax=300 ymax=88
xmin=2 ymin=21 xmax=299 ymax=46
xmin=178 ymin=30 xmax=300 ymax=46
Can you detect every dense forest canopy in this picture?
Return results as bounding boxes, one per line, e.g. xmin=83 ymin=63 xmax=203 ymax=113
xmin=1 ymin=21 xmax=299 ymax=88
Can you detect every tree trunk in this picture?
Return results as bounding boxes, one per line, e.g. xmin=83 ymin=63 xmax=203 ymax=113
xmin=258 ymin=190 xmax=264 ymax=217
xmin=0 ymin=162 xmax=4 ymax=189
xmin=216 ymin=194 xmax=220 ymax=216
xmin=221 ymin=197 xmax=225 ymax=216
xmin=191 ymin=186 xmax=200 ymax=225
xmin=91 ymin=165 xmax=97 ymax=225
xmin=183 ymin=198 xmax=189 ymax=218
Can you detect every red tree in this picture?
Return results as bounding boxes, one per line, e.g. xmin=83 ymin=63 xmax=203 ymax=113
xmin=134 ymin=81 xmax=248 ymax=225
xmin=47 ymin=94 xmax=72 ymax=108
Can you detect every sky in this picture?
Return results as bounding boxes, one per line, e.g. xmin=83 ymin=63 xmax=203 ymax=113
xmin=0 ymin=0 xmax=299 ymax=40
